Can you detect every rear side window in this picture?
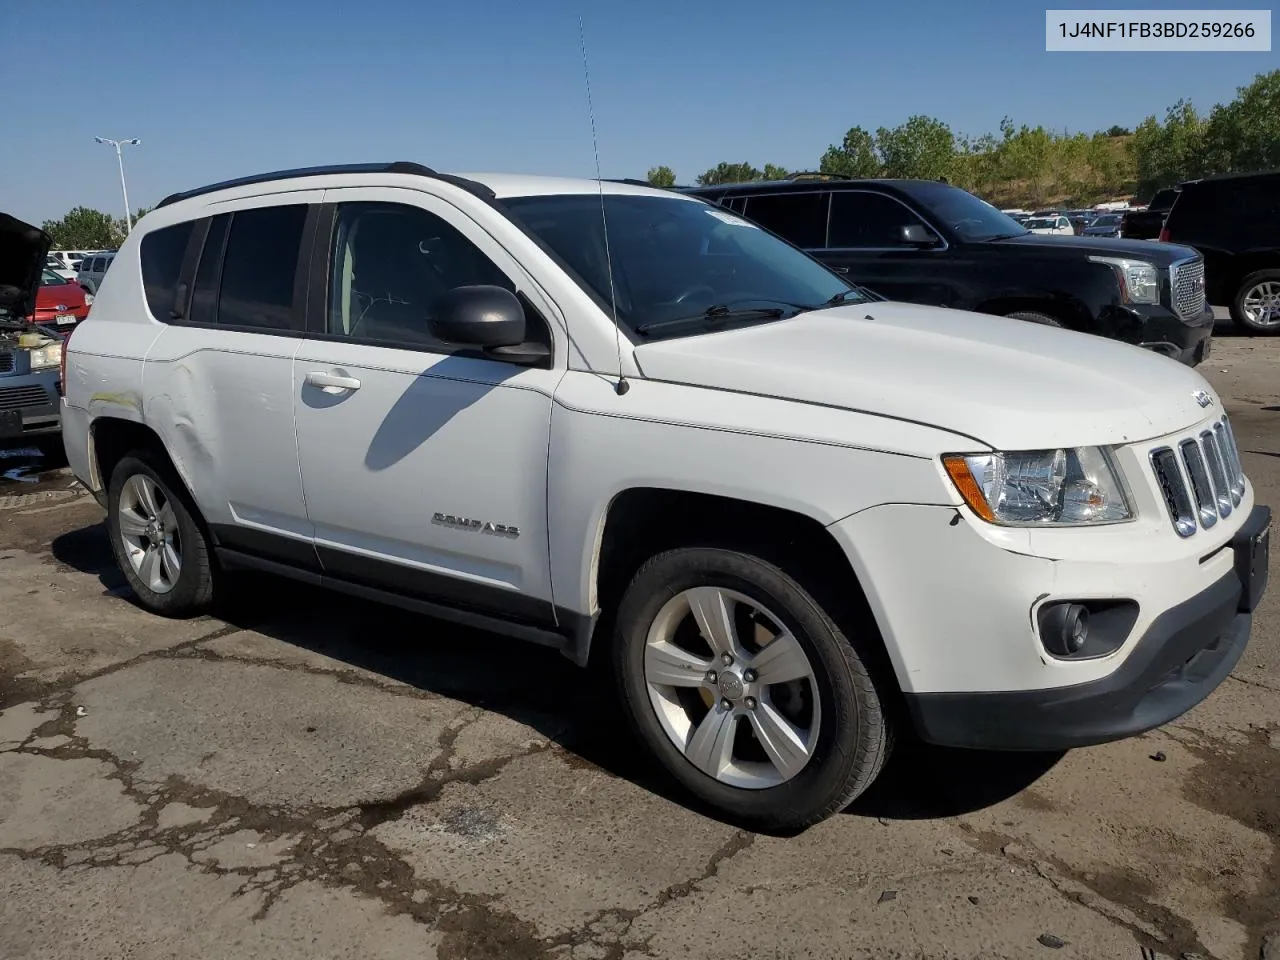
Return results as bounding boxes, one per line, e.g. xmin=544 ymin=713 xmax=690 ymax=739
xmin=741 ymin=192 xmax=829 ymax=248
xmin=196 ymin=205 xmax=307 ymax=330
xmin=139 ymin=222 xmax=194 ymax=320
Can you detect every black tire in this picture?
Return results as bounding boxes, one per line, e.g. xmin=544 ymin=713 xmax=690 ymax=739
xmin=1005 ymin=310 xmax=1063 ymax=328
xmin=1229 ymin=269 xmax=1280 ymax=335
xmin=613 ymin=547 xmax=892 ymax=832
xmin=106 ymin=452 xmax=216 ymax=617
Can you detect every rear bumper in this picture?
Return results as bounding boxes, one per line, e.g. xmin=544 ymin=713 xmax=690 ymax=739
xmin=0 ymin=371 xmax=61 ymax=438
xmin=905 ymin=505 xmax=1270 ymax=751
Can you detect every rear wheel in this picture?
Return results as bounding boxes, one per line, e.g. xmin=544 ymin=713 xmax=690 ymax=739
xmin=613 ymin=547 xmax=892 ymax=831
xmin=107 ymin=453 xmax=216 ymax=616
xmin=1231 ymin=270 xmax=1280 ymax=334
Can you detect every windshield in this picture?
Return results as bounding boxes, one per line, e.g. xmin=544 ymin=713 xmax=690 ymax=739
xmin=41 ymin=269 xmax=70 ymax=285
xmin=897 ymin=181 xmax=1028 ymax=241
xmin=1090 ymin=215 xmax=1121 ymax=226
xmin=500 ymin=193 xmax=868 ymax=338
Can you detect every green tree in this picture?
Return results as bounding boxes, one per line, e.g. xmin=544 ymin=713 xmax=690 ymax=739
xmin=695 ymin=162 xmax=762 ymax=186
xmin=875 ymin=115 xmax=956 ymax=180
xmin=819 ymin=126 xmax=880 ymax=178
xmin=646 ymin=165 xmax=676 ymax=188
xmin=1105 ymin=125 xmax=1131 ymax=137
xmin=1202 ymin=69 xmax=1280 ymax=174
xmin=41 ymin=207 xmax=121 ymax=249
xmin=1131 ymin=99 xmax=1208 ymax=198
xmin=762 ymin=163 xmax=790 ymax=180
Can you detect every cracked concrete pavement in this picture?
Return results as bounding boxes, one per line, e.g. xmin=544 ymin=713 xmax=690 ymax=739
xmin=1 ymin=335 xmax=1278 ymax=960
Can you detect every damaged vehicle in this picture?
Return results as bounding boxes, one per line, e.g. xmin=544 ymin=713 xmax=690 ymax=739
xmin=2 ymin=214 xmax=69 ymax=440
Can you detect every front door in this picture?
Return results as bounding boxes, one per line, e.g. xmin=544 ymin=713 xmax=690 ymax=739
xmin=291 ymin=188 xmax=563 ymax=627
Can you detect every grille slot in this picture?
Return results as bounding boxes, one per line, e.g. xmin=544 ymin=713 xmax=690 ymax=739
xmin=0 ymin=385 xmax=52 ymax=410
xmin=1178 ymin=439 xmax=1217 ymax=529
xmin=1215 ymin=420 xmax=1245 ymax=505
xmin=1200 ymin=431 xmax=1232 ymax=519
xmin=0 ymin=350 xmax=14 ymax=374
xmin=1151 ymin=447 xmax=1197 ymax=537
xmin=1170 ymin=258 xmax=1206 ymax=321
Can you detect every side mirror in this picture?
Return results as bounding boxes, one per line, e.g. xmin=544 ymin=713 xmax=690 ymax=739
xmin=900 ymin=224 xmax=940 ymax=247
xmin=430 ymin=285 xmax=526 ymax=347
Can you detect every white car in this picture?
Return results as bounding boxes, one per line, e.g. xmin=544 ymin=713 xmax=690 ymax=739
xmin=1024 ymin=215 xmax=1074 ymax=236
xmin=59 ymin=163 xmax=1271 ymax=831
xmin=44 ymin=255 xmax=77 ymax=281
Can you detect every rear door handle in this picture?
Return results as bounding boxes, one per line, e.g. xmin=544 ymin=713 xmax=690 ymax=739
xmin=305 ymin=371 xmax=362 ymax=394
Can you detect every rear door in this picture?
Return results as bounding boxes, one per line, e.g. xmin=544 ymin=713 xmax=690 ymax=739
xmin=142 ymin=197 xmax=320 ymax=569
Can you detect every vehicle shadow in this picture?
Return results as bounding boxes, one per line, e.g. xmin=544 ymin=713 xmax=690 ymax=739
xmin=51 ymin=520 xmax=1061 ymax=834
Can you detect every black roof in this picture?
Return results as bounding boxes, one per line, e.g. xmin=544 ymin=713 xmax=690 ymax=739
xmin=681 ymin=177 xmax=945 ymax=196
xmin=155 ymin=161 xmax=496 ymax=209
xmin=1179 ymin=168 xmax=1280 ymax=187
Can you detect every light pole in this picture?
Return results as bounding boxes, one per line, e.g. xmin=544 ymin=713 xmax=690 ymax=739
xmin=94 ymin=137 xmax=141 ymax=235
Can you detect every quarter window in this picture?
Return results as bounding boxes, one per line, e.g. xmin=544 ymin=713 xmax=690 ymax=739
xmin=828 ymin=192 xmax=931 ymax=248
xmin=139 ymin=221 xmax=195 ymax=320
xmin=741 ymin=192 xmax=829 ymax=248
xmin=326 ymin=201 xmax=515 ymax=349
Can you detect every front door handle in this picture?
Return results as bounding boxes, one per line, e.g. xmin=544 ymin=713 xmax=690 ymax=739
xmin=305 ymin=371 xmax=362 ymax=394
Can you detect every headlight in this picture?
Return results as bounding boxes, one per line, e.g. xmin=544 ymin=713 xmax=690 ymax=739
xmin=1089 ymin=256 xmax=1159 ymax=305
xmin=28 ymin=342 xmax=63 ymax=371
xmin=942 ymin=447 xmax=1132 ymax=525
xmin=83 ymin=292 xmax=95 ymax=305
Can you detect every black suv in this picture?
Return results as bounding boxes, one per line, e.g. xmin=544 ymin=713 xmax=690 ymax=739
xmin=682 ymin=176 xmax=1214 ymax=366
xmin=1159 ymin=171 xmax=1280 ymax=334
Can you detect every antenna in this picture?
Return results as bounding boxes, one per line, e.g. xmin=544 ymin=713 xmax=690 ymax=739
xmin=578 ymin=16 xmax=629 ymax=396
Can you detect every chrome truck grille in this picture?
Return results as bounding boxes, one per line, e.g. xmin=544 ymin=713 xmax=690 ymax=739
xmin=1150 ymin=416 xmax=1246 ymax=537
xmin=1169 ymin=257 xmax=1206 ymax=321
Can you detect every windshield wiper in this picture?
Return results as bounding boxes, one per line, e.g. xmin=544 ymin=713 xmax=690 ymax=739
xmin=635 ymin=303 xmax=787 ymax=336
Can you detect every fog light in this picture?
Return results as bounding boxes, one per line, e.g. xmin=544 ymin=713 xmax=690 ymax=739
xmin=1041 ymin=603 xmax=1089 ymax=657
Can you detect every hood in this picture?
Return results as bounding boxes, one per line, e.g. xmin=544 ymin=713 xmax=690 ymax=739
xmin=0 ymin=213 xmax=52 ymax=322
xmin=632 ymin=303 xmax=1216 ymax=452
xmin=34 ymin=278 xmax=87 ymax=310
xmin=994 ymin=231 xmax=1195 ymax=264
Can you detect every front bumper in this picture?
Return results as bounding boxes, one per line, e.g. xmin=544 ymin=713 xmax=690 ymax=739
xmin=905 ymin=504 xmax=1267 ymax=750
xmin=1136 ymin=304 xmax=1215 ymax=367
xmin=0 ymin=370 xmax=61 ymax=439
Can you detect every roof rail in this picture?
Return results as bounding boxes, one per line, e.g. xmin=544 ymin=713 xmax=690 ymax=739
xmin=606 ymin=178 xmax=658 ymax=188
xmin=155 ymin=161 xmax=496 ymax=209
xmin=785 ymin=171 xmax=853 ymax=181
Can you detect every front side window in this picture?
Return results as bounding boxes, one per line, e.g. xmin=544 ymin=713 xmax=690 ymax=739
xmin=740 ymin=192 xmax=829 ymax=248
xmin=140 ymin=221 xmax=195 ymax=320
xmin=326 ymin=202 xmax=514 ymax=348
xmin=828 ymin=191 xmax=929 ymax=248
xmin=501 ymin=193 xmax=864 ymax=340
xmin=896 ymin=181 xmax=1028 ymax=242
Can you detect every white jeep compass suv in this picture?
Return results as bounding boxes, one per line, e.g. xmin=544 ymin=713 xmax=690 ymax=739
xmin=60 ymin=162 xmax=1271 ymax=831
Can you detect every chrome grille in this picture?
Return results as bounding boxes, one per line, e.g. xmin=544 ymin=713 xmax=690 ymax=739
xmin=0 ymin=350 xmax=13 ymax=374
xmin=0 ymin=385 xmax=52 ymax=410
xmin=1170 ymin=258 xmax=1206 ymax=321
xmin=1150 ymin=415 xmax=1247 ymax=537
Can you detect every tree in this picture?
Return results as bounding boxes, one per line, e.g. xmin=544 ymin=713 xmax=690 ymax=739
xmin=819 ymin=126 xmax=880 ymax=178
xmin=875 ymin=115 xmax=956 ymax=181
xmin=696 ymin=162 xmax=762 ymax=186
xmin=41 ymin=207 xmax=122 ymax=249
xmin=1132 ymin=99 xmax=1208 ymax=198
xmin=762 ymin=163 xmax=790 ymax=181
xmin=646 ymin=166 xmax=676 ymax=188
xmin=1105 ymin=125 xmax=1131 ymax=137
xmin=1202 ymin=69 xmax=1280 ymax=174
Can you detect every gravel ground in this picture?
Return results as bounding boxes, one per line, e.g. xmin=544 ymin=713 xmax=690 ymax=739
xmin=1 ymin=331 xmax=1277 ymax=960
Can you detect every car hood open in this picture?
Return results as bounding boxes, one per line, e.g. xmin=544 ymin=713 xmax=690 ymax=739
xmin=0 ymin=213 xmax=52 ymax=322
xmin=631 ymin=302 xmax=1217 ymax=451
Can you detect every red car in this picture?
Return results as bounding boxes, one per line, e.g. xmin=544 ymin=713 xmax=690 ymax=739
xmin=30 ymin=268 xmax=91 ymax=328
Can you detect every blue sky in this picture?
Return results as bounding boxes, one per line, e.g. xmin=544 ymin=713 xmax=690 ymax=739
xmin=1 ymin=0 xmax=1275 ymax=226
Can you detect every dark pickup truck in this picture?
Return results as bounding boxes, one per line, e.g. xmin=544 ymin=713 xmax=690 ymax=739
xmin=1121 ymin=188 xmax=1178 ymax=241
xmin=682 ymin=176 xmax=1214 ymax=366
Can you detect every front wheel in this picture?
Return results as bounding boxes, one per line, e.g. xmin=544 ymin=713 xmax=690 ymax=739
xmin=613 ymin=547 xmax=892 ymax=831
xmin=107 ymin=453 xmax=216 ymax=616
xmin=1231 ymin=270 xmax=1280 ymax=334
